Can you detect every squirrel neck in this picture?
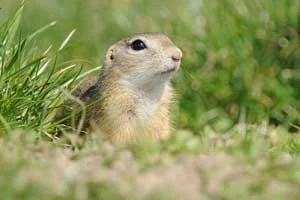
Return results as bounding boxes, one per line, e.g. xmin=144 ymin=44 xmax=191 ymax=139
xmin=97 ymin=67 xmax=169 ymax=108
xmin=94 ymin=67 xmax=173 ymax=126
xmin=122 ymin=77 xmax=169 ymax=120
xmin=123 ymin=75 xmax=169 ymax=103
xmin=137 ymin=80 xmax=167 ymax=103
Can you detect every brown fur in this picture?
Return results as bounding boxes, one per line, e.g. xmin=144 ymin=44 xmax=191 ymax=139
xmin=57 ymin=33 xmax=182 ymax=144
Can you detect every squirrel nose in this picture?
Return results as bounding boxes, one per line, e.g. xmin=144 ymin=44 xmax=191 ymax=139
xmin=171 ymin=47 xmax=182 ymax=62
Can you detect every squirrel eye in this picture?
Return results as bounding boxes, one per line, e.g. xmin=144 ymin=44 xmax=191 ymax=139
xmin=130 ymin=39 xmax=147 ymax=51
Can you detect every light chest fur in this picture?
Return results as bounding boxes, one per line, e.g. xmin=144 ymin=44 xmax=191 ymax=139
xmin=96 ymin=78 xmax=173 ymax=143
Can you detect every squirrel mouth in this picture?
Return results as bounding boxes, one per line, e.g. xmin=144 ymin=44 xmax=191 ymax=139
xmin=161 ymin=66 xmax=177 ymax=74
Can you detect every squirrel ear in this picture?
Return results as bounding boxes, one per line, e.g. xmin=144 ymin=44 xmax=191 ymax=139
xmin=104 ymin=48 xmax=114 ymax=67
xmin=109 ymin=49 xmax=114 ymax=60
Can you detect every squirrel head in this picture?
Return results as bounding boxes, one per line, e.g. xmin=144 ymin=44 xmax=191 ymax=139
xmin=102 ymin=33 xmax=182 ymax=90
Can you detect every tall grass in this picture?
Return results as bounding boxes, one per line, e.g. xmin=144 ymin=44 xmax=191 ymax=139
xmin=0 ymin=4 xmax=82 ymax=137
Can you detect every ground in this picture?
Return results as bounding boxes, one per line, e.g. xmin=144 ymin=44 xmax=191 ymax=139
xmin=1 ymin=124 xmax=300 ymax=199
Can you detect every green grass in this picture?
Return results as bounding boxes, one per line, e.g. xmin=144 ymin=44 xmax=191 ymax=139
xmin=0 ymin=0 xmax=299 ymax=199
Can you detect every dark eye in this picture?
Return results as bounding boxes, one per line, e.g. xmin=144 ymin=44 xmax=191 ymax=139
xmin=130 ymin=39 xmax=147 ymax=51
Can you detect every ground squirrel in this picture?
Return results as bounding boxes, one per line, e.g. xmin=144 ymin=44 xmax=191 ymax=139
xmin=58 ymin=33 xmax=182 ymax=144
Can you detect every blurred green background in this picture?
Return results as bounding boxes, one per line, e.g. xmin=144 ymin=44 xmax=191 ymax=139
xmin=1 ymin=0 xmax=299 ymax=134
